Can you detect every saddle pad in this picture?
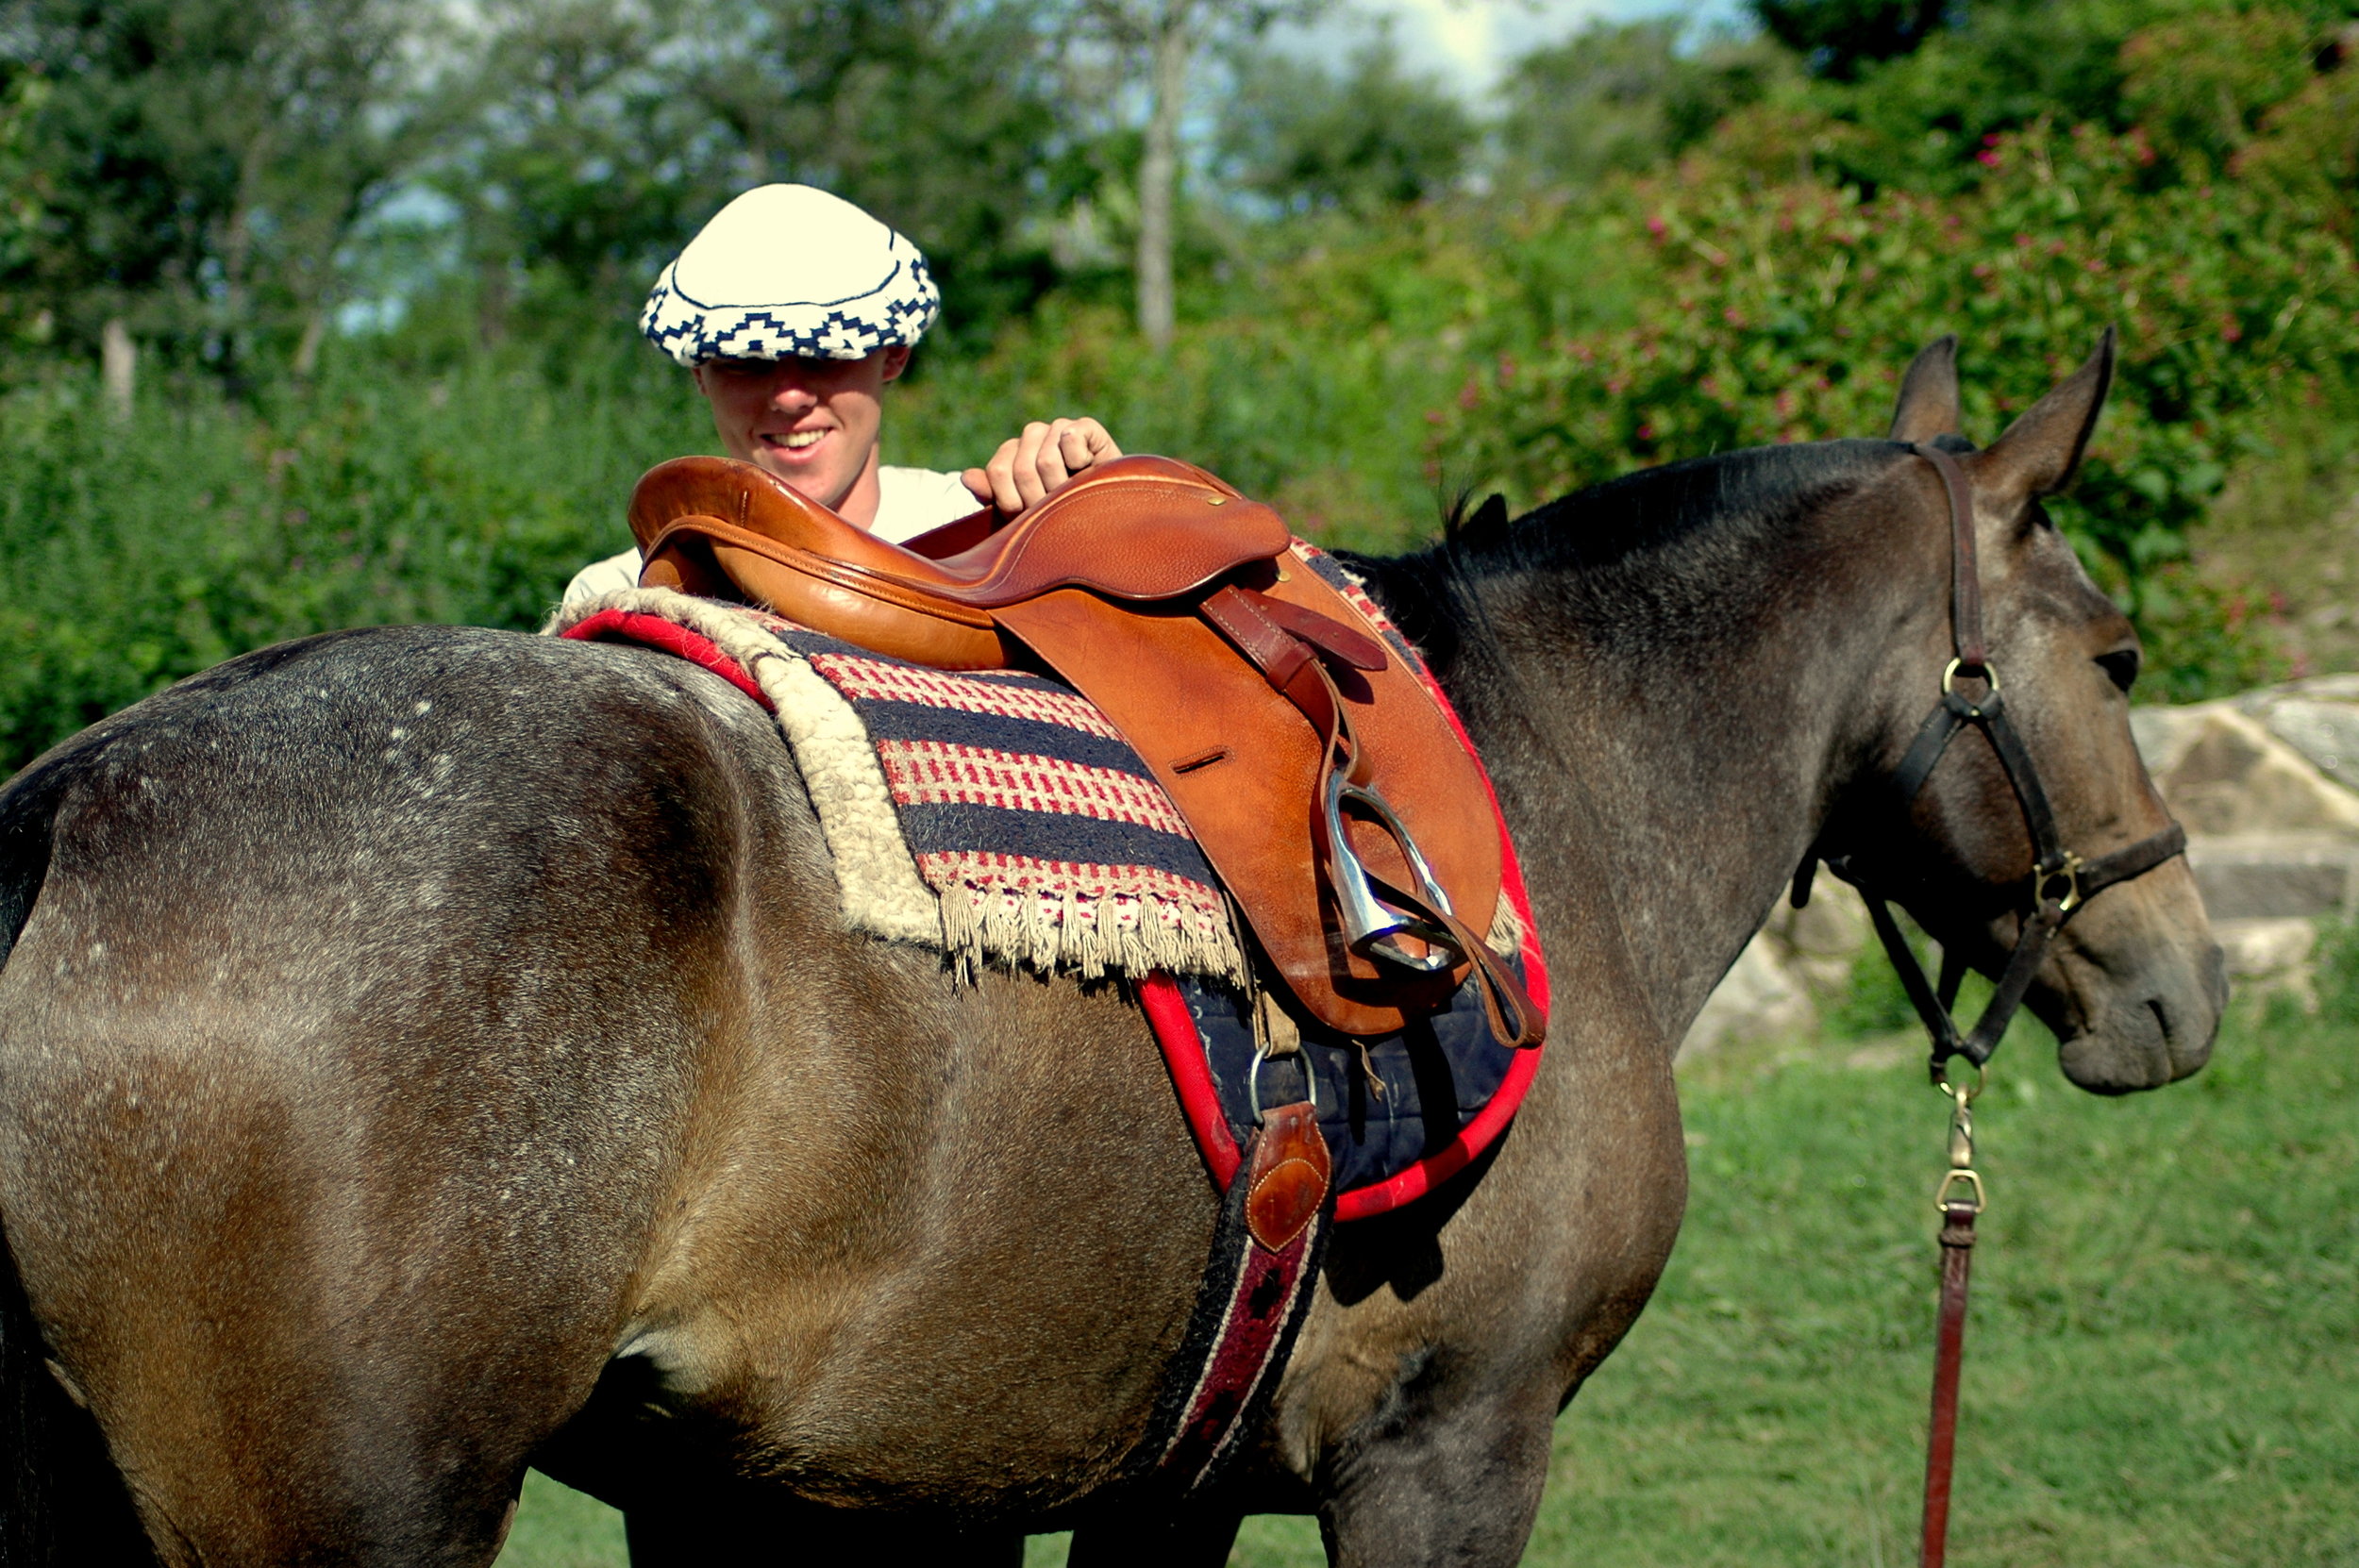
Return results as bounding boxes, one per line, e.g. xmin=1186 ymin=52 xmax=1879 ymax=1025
xmin=560 ymin=586 xmax=1247 ymax=983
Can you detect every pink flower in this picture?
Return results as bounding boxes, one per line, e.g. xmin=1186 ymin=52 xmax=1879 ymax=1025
xmin=1647 ymin=215 xmax=1667 ymax=239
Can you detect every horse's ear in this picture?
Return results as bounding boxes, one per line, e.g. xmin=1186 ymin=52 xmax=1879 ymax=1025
xmin=1888 ymin=335 xmax=1961 ymax=442
xmin=1974 ymin=326 xmax=2117 ymax=506
xmin=1448 ymin=491 xmax=1511 ymax=545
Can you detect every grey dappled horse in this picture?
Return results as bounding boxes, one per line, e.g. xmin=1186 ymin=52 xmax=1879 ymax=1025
xmin=0 ymin=337 xmax=2221 ymax=1566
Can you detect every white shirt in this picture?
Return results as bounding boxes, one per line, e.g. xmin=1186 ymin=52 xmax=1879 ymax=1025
xmin=559 ymin=464 xmax=979 ymax=617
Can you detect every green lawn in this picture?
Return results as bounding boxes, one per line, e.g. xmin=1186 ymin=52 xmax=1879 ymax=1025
xmin=501 ymin=989 xmax=2359 ymax=1567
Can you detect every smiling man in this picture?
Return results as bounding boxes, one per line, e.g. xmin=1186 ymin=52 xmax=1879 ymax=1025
xmin=561 ymin=184 xmax=1120 ymax=612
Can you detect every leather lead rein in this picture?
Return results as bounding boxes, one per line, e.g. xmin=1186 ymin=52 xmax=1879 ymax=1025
xmin=1793 ymin=442 xmax=2192 ymax=1568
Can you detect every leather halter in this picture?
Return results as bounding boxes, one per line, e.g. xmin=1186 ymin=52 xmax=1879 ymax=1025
xmin=1806 ymin=442 xmax=2189 ymax=1083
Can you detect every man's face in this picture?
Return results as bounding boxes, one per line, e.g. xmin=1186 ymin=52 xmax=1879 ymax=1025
xmin=692 ymin=345 xmax=910 ymax=510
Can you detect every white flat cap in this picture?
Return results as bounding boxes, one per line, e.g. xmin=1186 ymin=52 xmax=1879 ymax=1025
xmin=640 ymin=185 xmax=940 ymax=365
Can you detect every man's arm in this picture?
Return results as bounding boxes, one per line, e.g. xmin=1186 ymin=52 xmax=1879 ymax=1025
xmin=962 ymin=417 xmax=1123 ymax=514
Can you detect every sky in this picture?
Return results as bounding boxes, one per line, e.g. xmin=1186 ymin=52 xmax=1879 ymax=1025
xmin=1283 ymin=0 xmax=1746 ymax=98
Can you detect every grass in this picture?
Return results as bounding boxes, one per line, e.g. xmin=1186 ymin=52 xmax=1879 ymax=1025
xmin=498 ymin=979 xmax=2359 ymax=1566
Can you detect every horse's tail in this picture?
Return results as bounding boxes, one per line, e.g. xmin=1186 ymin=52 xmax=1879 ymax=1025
xmin=0 ymin=743 xmax=158 ymax=1566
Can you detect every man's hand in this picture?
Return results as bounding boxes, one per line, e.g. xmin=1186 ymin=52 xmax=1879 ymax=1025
xmin=962 ymin=418 xmax=1123 ymax=514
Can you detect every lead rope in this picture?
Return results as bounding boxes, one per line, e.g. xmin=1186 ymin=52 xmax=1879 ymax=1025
xmin=1919 ymin=1067 xmax=1985 ymax=1568
xmin=1801 ymin=442 xmax=2189 ymax=1562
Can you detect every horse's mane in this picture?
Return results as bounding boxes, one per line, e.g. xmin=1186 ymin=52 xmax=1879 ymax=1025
xmin=1356 ymin=438 xmax=1912 ymax=673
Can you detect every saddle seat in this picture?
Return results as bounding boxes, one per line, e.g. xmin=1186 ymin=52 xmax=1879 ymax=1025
xmin=627 ymin=455 xmax=1535 ymax=1044
xmin=633 ymin=456 xmax=1294 ymax=670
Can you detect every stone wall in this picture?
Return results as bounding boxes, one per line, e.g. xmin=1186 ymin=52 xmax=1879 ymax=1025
xmin=1680 ymin=676 xmax=2359 ymax=1056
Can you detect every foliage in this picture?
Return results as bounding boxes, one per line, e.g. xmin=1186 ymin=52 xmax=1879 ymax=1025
xmin=1497 ymin=19 xmax=1794 ymax=193
xmin=1782 ymin=0 xmax=2359 ymax=196
xmin=1752 ymin=0 xmax=1949 ymax=79
xmin=1435 ymin=25 xmax=2359 ymax=695
xmin=1215 ymin=29 xmax=1475 ymax=213
xmin=422 ymin=0 xmax=1072 ymax=354
xmin=0 ymin=0 xmax=421 ymax=372
xmin=0 ymin=349 xmax=702 ymax=769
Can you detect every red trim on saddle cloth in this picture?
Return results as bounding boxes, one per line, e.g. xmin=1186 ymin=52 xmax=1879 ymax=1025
xmin=1140 ymin=658 xmax=1550 ymax=1224
xmin=562 ymin=609 xmax=774 ymax=709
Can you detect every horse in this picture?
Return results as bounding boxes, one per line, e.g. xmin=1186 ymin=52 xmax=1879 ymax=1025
xmin=0 ymin=333 xmax=2221 ymax=1567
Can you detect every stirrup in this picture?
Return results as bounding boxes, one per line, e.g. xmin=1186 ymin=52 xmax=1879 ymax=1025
xmin=1322 ymin=770 xmax=1464 ymax=974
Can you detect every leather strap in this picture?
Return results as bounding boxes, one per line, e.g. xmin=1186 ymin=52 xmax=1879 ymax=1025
xmin=1134 ymin=1100 xmax=1333 ymax=1498
xmin=1919 ymin=444 xmax=1987 ymax=672
xmin=1918 ymin=1201 xmax=1979 ymax=1568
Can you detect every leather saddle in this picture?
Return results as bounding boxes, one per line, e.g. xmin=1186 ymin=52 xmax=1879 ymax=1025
xmin=629 ymin=455 xmax=1539 ymax=1044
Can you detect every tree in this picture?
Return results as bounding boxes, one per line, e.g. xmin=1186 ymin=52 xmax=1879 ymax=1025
xmin=1076 ymin=0 xmax=1325 ymax=347
xmin=420 ymin=0 xmax=1069 ymax=355
xmin=1497 ymin=19 xmax=1788 ymax=193
xmin=1750 ymin=0 xmax=1949 ymax=79
xmin=0 ymin=0 xmax=425 ymax=376
xmin=1216 ymin=30 xmax=1476 ymax=214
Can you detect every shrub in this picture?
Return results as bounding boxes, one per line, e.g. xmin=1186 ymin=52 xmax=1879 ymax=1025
xmin=1432 ymin=99 xmax=2356 ymax=695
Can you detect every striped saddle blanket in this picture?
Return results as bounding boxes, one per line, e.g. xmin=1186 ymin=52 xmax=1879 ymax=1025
xmin=560 ymin=585 xmax=1248 ymax=984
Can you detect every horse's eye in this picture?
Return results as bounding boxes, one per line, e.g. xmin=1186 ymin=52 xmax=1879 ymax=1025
xmin=2096 ymin=648 xmax=2140 ymax=693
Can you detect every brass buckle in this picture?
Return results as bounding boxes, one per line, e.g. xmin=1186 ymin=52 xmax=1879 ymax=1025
xmin=2035 ymin=849 xmax=2085 ymax=915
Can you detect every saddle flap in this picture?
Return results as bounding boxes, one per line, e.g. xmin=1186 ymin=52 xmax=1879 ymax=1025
xmin=995 ymin=557 xmax=1502 ymax=1037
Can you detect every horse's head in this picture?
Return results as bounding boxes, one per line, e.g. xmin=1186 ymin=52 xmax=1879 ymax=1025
xmin=1834 ymin=333 xmax=2225 ymax=1093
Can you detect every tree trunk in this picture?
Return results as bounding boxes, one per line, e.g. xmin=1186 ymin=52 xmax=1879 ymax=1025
xmin=1136 ymin=4 xmax=1189 ymax=350
xmin=101 ymin=318 xmax=135 ymax=421
xmin=293 ymin=310 xmax=327 ymax=380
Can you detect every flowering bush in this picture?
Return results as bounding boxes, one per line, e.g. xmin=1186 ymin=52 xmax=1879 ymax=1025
xmin=1432 ymin=86 xmax=2356 ymax=696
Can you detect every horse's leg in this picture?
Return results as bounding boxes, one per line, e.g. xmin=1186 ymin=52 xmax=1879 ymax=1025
xmin=1066 ymin=1510 xmax=1243 ymax=1568
xmin=1314 ymin=1390 xmax=1557 ymax=1568
xmin=620 ymin=1499 xmax=1024 ymax=1566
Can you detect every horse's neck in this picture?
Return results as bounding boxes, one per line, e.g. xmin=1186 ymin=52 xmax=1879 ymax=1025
xmin=1392 ymin=509 xmax=1925 ymax=1049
